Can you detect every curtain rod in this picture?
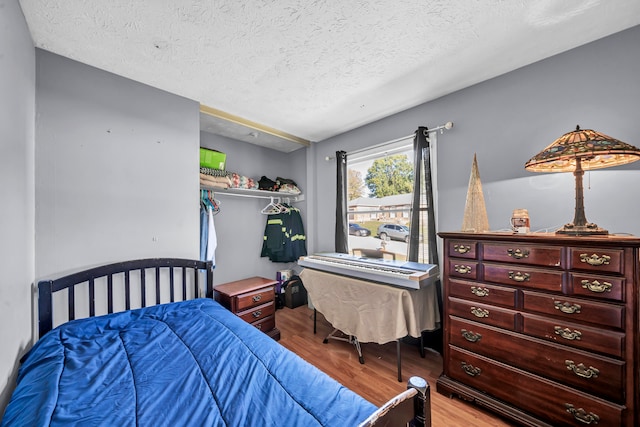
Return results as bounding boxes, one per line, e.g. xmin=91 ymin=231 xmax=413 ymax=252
xmin=325 ymin=121 xmax=453 ymax=161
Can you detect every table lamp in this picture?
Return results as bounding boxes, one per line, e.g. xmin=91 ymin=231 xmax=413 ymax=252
xmin=525 ymin=125 xmax=640 ymax=235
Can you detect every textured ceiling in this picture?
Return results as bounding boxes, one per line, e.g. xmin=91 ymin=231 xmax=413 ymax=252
xmin=19 ymin=0 xmax=640 ymax=152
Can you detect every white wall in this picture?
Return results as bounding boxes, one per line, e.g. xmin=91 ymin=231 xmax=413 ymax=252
xmin=308 ymin=25 xmax=640 ymax=254
xmin=0 ymin=0 xmax=35 ymax=414
xmin=35 ymin=51 xmax=201 ymax=279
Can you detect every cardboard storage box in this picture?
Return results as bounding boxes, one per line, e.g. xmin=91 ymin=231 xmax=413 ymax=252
xmin=285 ymin=278 xmax=307 ymax=309
xmin=200 ymin=148 xmax=226 ymax=170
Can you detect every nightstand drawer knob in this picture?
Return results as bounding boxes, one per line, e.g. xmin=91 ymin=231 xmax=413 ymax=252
xmin=252 ymin=310 xmax=262 ymax=318
xmin=252 ymin=295 xmax=262 ymax=302
xmin=565 ymin=360 xmax=599 ymax=379
xmin=554 ymin=301 xmax=581 ymax=314
xmin=581 ymin=279 xmax=612 ymax=293
xmin=461 ymin=329 xmax=482 ymax=343
xmin=564 ymin=404 xmax=600 ymax=425
xmin=580 ymin=253 xmax=611 ymax=266
xmin=461 ymin=362 xmax=482 ymax=377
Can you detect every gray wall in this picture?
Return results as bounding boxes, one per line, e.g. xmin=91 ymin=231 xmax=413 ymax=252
xmin=309 ymin=25 xmax=640 ymax=255
xmin=35 ymin=50 xmax=201 ymax=279
xmin=199 ymin=132 xmax=307 ymax=285
xmin=0 ymin=0 xmax=35 ymax=414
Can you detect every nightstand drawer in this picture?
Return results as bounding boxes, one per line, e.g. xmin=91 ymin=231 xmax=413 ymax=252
xmin=522 ymin=290 xmax=624 ymax=329
xmin=252 ymin=315 xmax=275 ymax=333
xmin=237 ymin=301 xmax=275 ymax=323
xmin=235 ymin=286 xmax=275 ymax=311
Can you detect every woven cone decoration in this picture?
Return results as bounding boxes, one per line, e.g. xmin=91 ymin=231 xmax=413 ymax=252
xmin=461 ymin=154 xmax=490 ymax=232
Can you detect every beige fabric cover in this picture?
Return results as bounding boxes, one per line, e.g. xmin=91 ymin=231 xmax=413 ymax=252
xmin=300 ymin=269 xmax=440 ymax=344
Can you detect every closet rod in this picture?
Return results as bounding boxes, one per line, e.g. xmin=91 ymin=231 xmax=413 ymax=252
xmin=202 ymin=188 xmax=301 ymax=202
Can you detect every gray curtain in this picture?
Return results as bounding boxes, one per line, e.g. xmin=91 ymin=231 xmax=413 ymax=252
xmin=409 ymin=127 xmax=438 ymax=264
xmin=335 ymin=150 xmax=349 ymax=253
xmin=410 ymin=127 xmax=442 ymax=353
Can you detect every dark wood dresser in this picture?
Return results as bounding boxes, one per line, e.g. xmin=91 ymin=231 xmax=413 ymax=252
xmin=437 ymin=232 xmax=639 ymax=427
xmin=214 ymin=276 xmax=281 ymax=341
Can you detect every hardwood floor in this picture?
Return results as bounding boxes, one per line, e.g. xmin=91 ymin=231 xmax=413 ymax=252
xmin=276 ymin=305 xmax=517 ymax=427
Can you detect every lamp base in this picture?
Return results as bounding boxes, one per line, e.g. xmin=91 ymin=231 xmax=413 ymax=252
xmin=556 ymin=223 xmax=608 ymax=236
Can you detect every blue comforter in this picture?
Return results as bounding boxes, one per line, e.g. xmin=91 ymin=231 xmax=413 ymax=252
xmin=2 ymin=299 xmax=376 ymax=426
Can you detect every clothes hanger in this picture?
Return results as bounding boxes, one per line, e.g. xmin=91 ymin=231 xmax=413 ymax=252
xmin=261 ymin=197 xmax=281 ymax=215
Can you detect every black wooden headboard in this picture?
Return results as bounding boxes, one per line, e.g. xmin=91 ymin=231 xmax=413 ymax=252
xmin=37 ymin=258 xmax=213 ymax=338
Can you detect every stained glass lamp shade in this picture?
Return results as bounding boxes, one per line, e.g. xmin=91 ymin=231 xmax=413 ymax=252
xmin=525 ymin=126 xmax=640 ymax=235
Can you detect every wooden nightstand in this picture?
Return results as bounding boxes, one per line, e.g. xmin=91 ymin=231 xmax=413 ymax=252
xmin=214 ymin=276 xmax=280 ymax=341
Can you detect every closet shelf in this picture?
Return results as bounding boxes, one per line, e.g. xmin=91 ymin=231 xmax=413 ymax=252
xmin=200 ymin=185 xmax=304 ymax=202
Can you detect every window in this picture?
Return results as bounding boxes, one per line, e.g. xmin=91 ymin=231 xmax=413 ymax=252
xmin=346 ymin=138 xmax=415 ymax=261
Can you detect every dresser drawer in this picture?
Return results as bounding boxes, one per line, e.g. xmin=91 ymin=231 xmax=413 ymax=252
xmin=522 ymin=290 xmax=624 ymax=329
xmin=569 ymin=273 xmax=624 ymax=302
xmin=447 ymin=240 xmax=478 ymax=259
xmin=448 ymin=260 xmax=478 ymax=280
xmin=448 ymin=279 xmax=517 ymax=308
xmin=483 ymin=263 xmax=563 ymax=292
xmin=237 ymin=301 xmax=275 ymax=324
xmin=483 ymin=243 xmax=563 ymax=267
xmin=569 ymin=247 xmax=624 ymax=274
xmin=521 ymin=313 xmax=625 ymax=358
xmin=235 ymin=286 xmax=275 ymax=311
xmin=448 ymin=297 xmax=516 ymax=330
xmin=449 ymin=316 xmax=625 ymax=403
xmin=447 ymin=347 xmax=625 ymax=427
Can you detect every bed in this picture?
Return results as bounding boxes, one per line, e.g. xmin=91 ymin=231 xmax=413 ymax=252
xmin=1 ymin=258 xmax=431 ymax=427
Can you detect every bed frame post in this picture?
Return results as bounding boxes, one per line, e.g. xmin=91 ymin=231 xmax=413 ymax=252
xmin=408 ymin=376 xmax=431 ymax=427
xmin=38 ymin=281 xmax=53 ymax=338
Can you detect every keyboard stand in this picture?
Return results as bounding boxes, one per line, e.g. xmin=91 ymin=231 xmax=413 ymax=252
xmin=323 ymin=328 xmax=365 ymax=364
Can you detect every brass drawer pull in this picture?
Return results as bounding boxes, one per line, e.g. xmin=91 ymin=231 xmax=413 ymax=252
xmin=580 ymin=253 xmax=611 ymax=266
xmin=508 ymin=271 xmax=530 ymax=282
xmin=470 ymin=307 xmax=489 ymax=318
xmin=554 ymin=326 xmax=582 ymax=341
xmin=554 ymin=301 xmax=581 ymax=314
xmin=507 ymin=248 xmax=529 ymax=259
xmin=580 ymin=279 xmax=612 ymax=293
xmin=470 ymin=286 xmax=489 ymax=297
xmin=453 ymin=244 xmax=471 ymax=254
xmin=565 ymin=360 xmax=599 ymax=379
xmin=461 ymin=362 xmax=482 ymax=377
xmin=252 ymin=310 xmax=262 ymax=318
xmin=252 ymin=294 xmax=263 ymax=302
xmin=454 ymin=265 xmax=472 ymax=274
xmin=461 ymin=329 xmax=482 ymax=343
xmin=255 ymin=323 xmax=262 ymax=330
xmin=565 ymin=404 xmax=600 ymax=425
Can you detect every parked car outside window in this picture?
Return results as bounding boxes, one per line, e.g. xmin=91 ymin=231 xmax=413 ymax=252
xmin=377 ymin=224 xmax=410 ymax=243
xmin=349 ymin=223 xmax=371 ymax=237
